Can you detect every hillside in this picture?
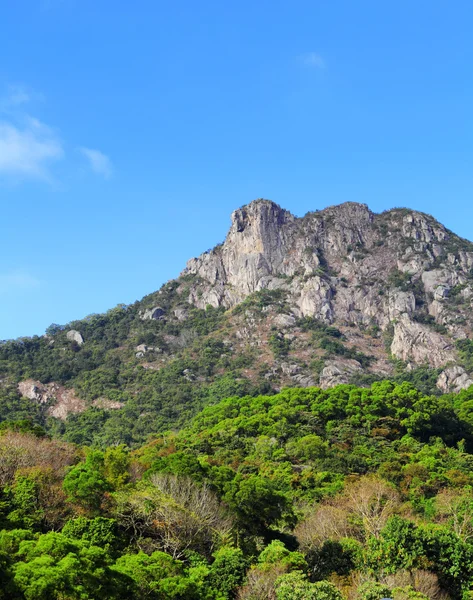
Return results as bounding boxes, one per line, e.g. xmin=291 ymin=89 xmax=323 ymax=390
xmin=3 ymin=382 xmax=473 ymax=598
xmin=4 ymin=200 xmax=473 ymax=598
xmin=2 ymin=199 xmax=473 ymax=445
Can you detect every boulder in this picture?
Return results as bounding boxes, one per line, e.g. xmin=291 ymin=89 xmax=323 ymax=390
xmin=437 ymin=366 xmax=473 ymax=393
xmin=141 ymin=306 xmax=166 ymax=320
xmin=66 ymin=330 xmax=84 ymax=345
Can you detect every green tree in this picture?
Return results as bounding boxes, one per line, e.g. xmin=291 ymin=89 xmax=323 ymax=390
xmin=6 ymin=474 xmax=43 ymax=530
xmin=104 ymin=445 xmax=130 ymax=489
xmin=63 ymin=451 xmax=111 ymax=511
xmin=112 ymin=550 xmax=198 ymax=599
xmin=209 ymin=546 xmax=247 ymax=598
xmin=224 ymin=475 xmax=288 ymax=534
xmin=356 ymin=581 xmax=392 ymax=600
xmin=62 ymin=517 xmax=120 ymax=552
xmin=276 ymin=571 xmax=343 ymax=600
xmin=13 ymin=532 xmax=130 ymax=600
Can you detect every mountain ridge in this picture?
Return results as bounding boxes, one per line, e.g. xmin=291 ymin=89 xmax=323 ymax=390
xmin=2 ymin=198 xmax=473 ymax=445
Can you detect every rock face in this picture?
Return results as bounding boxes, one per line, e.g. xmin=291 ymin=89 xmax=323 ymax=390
xmin=390 ymin=315 xmax=456 ymax=368
xmin=140 ymin=307 xmax=166 ymax=320
xmin=18 ymin=379 xmax=86 ymax=420
xmin=178 ymin=199 xmax=473 ymax=390
xmin=437 ymin=367 xmax=473 ymax=394
xmin=319 ymin=359 xmax=364 ymax=389
xmin=11 ymin=198 xmax=473 ymax=411
xmin=66 ymin=330 xmax=84 ymax=345
xmin=18 ymin=379 xmax=122 ymax=420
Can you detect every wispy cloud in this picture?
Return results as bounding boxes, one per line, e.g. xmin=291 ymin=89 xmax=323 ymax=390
xmin=0 ymin=85 xmax=63 ymax=182
xmin=0 ymin=117 xmax=64 ymax=181
xmin=0 ymin=83 xmax=113 ymax=184
xmin=79 ymin=147 xmax=113 ymax=179
xmin=299 ymin=52 xmax=326 ymax=69
xmin=0 ymin=271 xmax=41 ymax=294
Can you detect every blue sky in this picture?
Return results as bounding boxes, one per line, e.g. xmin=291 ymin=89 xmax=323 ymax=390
xmin=1 ymin=0 xmax=472 ymax=339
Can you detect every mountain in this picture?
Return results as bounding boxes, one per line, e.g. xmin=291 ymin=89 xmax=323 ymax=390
xmin=2 ymin=198 xmax=473 ymax=446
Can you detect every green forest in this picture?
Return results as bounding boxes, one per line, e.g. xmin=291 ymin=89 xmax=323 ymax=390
xmin=2 ymin=381 xmax=473 ymax=599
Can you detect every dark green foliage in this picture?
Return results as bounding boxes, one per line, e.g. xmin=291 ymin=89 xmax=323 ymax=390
xmin=61 ymin=517 xmax=121 ymax=552
xmin=233 ymin=288 xmax=289 ymax=315
xmin=4 ymin=380 xmax=473 ymax=597
xmin=0 ymin=420 xmax=46 ymax=437
xmin=224 ymin=475 xmax=289 ymax=534
xmin=63 ymin=451 xmax=112 ymax=511
xmin=456 ymin=338 xmax=473 ymax=372
xmin=297 ymin=317 xmax=343 ymax=338
xmin=309 ymin=539 xmax=362 ymax=580
xmin=269 ymin=332 xmax=292 ymax=358
xmin=318 ymin=337 xmax=373 ymax=367
xmin=388 ymin=269 xmax=412 ymax=291
xmin=391 ymin=365 xmax=442 ymax=396
xmin=412 ymin=313 xmax=448 ymax=334
xmin=209 ymin=546 xmax=247 ymax=597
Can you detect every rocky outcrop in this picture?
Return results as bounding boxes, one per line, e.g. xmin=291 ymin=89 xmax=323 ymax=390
xmin=135 ymin=344 xmax=161 ymax=358
xmin=66 ymin=330 xmax=84 ymax=345
xmin=140 ymin=306 xmax=166 ymax=320
xmin=18 ymin=379 xmax=86 ymax=420
xmin=184 ymin=200 xmax=376 ymax=314
xmin=173 ymin=307 xmax=189 ymax=321
xmin=437 ymin=366 xmax=473 ymax=394
xmin=319 ymin=359 xmax=363 ymax=389
xmin=390 ymin=315 xmax=457 ymax=367
xmin=177 ymin=199 xmax=473 ymax=390
xmin=18 ymin=379 xmax=122 ymax=420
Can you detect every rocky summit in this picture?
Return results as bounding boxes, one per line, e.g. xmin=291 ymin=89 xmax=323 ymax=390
xmin=2 ymin=198 xmax=473 ymax=444
xmin=180 ymin=199 xmax=473 ymax=391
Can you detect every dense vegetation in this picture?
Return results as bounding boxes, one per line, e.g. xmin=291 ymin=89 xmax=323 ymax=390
xmin=1 ymin=266 xmax=473 ymax=598
xmin=0 ymin=286 xmax=446 ymax=449
xmin=0 ymin=294 xmax=275 ymax=446
xmin=2 ymin=381 xmax=473 ymax=598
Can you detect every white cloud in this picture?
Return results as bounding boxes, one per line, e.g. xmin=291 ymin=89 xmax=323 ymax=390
xmin=0 ymin=83 xmax=112 ymax=184
xmin=0 ymin=117 xmax=64 ymax=181
xmin=79 ymin=147 xmax=113 ymax=179
xmin=299 ymin=52 xmax=326 ymax=69
xmin=0 ymin=271 xmax=41 ymax=294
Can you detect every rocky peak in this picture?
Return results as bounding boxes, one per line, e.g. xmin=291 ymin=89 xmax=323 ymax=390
xmin=178 ymin=200 xmax=473 ymax=390
xmin=229 ymin=199 xmax=294 ymax=236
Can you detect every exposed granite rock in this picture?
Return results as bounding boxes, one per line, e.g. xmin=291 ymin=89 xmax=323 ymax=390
xmin=135 ymin=344 xmax=161 ymax=358
xmin=18 ymin=379 xmax=122 ymax=420
xmin=173 ymin=307 xmax=189 ymax=321
xmin=273 ymin=314 xmax=297 ymax=329
xmin=18 ymin=379 xmax=86 ymax=420
xmin=140 ymin=306 xmax=166 ymax=320
xmin=177 ymin=199 xmax=473 ymax=389
xmin=66 ymin=330 xmax=84 ymax=345
xmin=388 ymin=290 xmax=416 ymax=321
xmin=437 ymin=366 xmax=473 ymax=394
xmin=422 ymin=270 xmax=460 ymax=295
xmin=319 ymin=359 xmax=363 ymax=389
xmin=18 ymin=380 xmax=49 ymax=404
xmin=391 ymin=314 xmax=456 ymax=367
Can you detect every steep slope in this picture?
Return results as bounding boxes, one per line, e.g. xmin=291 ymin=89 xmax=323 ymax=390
xmin=179 ymin=199 xmax=473 ymax=387
xmin=2 ymin=198 xmax=473 ymax=445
